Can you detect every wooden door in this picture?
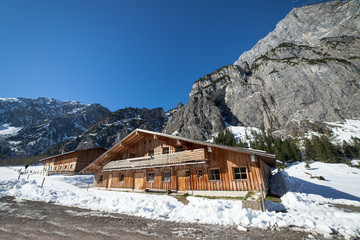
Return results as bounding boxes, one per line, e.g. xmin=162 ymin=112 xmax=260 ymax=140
xmin=107 ymin=174 xmax=113 ymax=189
xmin=134 ymin=172 xmax=145 ymax=190
xmin=177 ymin=170 xmax=186 ymax=192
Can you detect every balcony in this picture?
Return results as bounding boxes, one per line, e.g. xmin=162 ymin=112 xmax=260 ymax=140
xmin=103 ymin=148 xmax=207 ymax=170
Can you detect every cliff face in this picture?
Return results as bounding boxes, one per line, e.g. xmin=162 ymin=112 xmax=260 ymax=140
xmin=163 ymin=0 xmax=360 ymax=140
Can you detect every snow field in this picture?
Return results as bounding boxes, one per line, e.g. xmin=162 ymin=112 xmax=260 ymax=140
xmin=0 ymin=163 xmax=360 ymax=239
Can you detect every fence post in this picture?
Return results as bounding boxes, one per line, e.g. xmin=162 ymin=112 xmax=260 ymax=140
xmin=260 ymin=183 xmax=266 ymax=212
xmin=41 ymin=177 xmax=46 ymax=188
xmin=27 ymin=174 xmax=30 ymax=180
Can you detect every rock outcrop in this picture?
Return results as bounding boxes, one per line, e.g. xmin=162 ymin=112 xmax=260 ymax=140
xmin=163 ymin=0 xmax=360 ymax=140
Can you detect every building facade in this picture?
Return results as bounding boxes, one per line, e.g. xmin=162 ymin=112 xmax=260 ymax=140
xmin=82 ymin=129 xmax=276 ymax=196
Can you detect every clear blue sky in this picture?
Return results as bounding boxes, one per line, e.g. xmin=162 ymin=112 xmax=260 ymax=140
xmin=0 ymin=0 xmax=303 ymax=111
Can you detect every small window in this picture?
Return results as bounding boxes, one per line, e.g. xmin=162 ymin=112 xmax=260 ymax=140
xmin=186 ymin=170 xmax=190 ymax=177
xmin=148 ymin=172 xmax=155 ymax=182
xmin=209 ymin=169 xmax=221 ymax=181
xmin=70 ymin=164 xmax=74 ymax=169
xmin=119 ymin=174 xmax=124 ymax=182
xmin=64 ymin=165 xmax=67 ymax=169
xmin=54 ymin=166 xmax=57 ymax=171
xmin=122 ymin=154 xmax=126 ymax=160
xmin=163 ymin=147 xmax=169 ymax=154
xmin=148 ymin=150 xmax=154 ymax=156
xmin=162 ymin=172 xmax=171 ymax=182
xmin=130 ymin=153 xmax=136 ymax=158
xmin=233 ymin=167 xmax=248 ymax=180
xmin=50 ymin=166 xmax=53 ymax=171
xmin=59 ymin=166 xmax=62 ymax=170
xmin=144 ymin=140 xmax=146 ymax=145
xmin=98 ymin=175 xmax=103 ymax=183
xmin=198 ymin=170 xmax=203 ymax=178
xmin=176 ymin=145 xmax=183 ymax=152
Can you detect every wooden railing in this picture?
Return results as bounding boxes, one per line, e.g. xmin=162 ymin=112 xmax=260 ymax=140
xmin=103 ymin=148 xmax=206 ymax=170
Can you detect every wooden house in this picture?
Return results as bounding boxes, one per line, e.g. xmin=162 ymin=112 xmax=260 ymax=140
xmin=82 ymin=129 xmax=276 ymax=196
xmin=40 ymin=147 xmax=107 ymax=174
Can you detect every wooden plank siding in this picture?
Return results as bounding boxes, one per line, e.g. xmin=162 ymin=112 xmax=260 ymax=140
xmin=89 ymin=129 xmax=276 ymax=194
xmin=94 ymin=147 xmax=266 ymax=192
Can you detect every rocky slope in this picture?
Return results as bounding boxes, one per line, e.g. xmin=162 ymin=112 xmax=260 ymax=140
xmin=163 ymin=0 xmax=360 ymax=140
xmin=45 ymin=107 xmax=168 ymax=155
xmin=0 ymin=97 xmax=110 ymax=158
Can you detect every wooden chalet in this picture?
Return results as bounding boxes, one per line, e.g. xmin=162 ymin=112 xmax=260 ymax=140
xmin=82 ymin=129 xmax=276 ymax=196
xmin=40 ymin=147 xmax=107 ymax=174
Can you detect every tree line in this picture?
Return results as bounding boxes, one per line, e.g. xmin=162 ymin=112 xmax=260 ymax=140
xmin=213 ymin=128 xmax=360 ymax=167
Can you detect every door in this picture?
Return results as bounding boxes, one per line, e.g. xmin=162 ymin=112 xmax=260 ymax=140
xmin=177 ymin=170 xmax=186 ymax=192
xmin=107 ymin=174 xmax=113 ymax=189
xmin=134 ymin=172 xmax=145 ymax=190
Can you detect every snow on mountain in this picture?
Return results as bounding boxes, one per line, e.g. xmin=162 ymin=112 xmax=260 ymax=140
xmin=0 ymin=162 xmax=359 ymax=239
xmin=0 ymin=97 xmax=110 ymax=158
xmin=325 ymin=119 xmax=360 ymax=142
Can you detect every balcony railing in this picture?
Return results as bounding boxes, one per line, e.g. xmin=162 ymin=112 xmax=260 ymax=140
xmin=103 ymin=148 xmax=206 ymax=170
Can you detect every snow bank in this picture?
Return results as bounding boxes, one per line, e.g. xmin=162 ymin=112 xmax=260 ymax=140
xmin=0 ymin=124 xmax=22 ymax=136
xmin=1 ymin=162 xmax=360 ymax=239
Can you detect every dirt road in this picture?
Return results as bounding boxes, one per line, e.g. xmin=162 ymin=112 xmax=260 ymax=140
xmin=0 ymin=196 xmax=311 ymax=240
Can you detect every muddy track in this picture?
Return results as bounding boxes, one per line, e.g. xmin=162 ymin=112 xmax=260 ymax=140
xmin=0 ymin=196 xmax=311 ymax=240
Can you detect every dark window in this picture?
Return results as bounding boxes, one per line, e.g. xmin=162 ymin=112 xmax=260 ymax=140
xmin=98 ymin=175 xmax=103 ymax=183
xmin=148 ymin=172 xmax=154 ymax=182
xmin=163 ymin=147 xmax=169 ymax=154
xmin=130 ymin=153 xmax=136 ymax=158
xmin=209 ymin=169 xmax=221 ymax=181
xmin=54 ymin=166 xmax=57 ymax=171
xmin=119 ymin=174 xmax=124 ymax=182
xmin=233 ymin=167 xmax=248 ymax=180
xmin=70 ymin=164 xmax=74 ymax=169
xmin=163 ymin=172 xmax=171 ymax=182
xmin=144 ymin=140 xmax=146 ymax=145
xmin=176 ymin=145 xmax=183 ymax=152
xmin=64 ymin=165 xmax=67 ymax=169
xmin=149 ymin=150 xmax=154 ymax=156
xmin=186 ymin=170 xmax=190 ymax=177
xmin=198 ymin=170 xmax=203 ymax=178
xmin=59 ymin=166 xmax=62 ymax=170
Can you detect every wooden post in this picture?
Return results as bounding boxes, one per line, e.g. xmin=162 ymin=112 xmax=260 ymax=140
xmin=18 ymin=174 xmax=21 ymax=180
xmin=259 ymin=183 xmax=266 ymax=212
xmin=41 ymin=177 xmax=46 ymax=188
xmin=27 ymin=174 xmax=30 ymax=180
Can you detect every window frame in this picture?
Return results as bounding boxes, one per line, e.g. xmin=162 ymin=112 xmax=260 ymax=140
xmin=208 ymin=168 xmax=221 ymax=181
xmin=185 ymin=170 xmax=190 ymax=178
xmin=233 ymin=167 xmax=248 ymax=181
xmin=162 ymin=171 xmax=171 ymax=182
xmin=119 ymin=174 xmax=125 ymax=182
xmin=147 ymin=172 xmax=155 ymax=182
xmin=197 ymin=170 xmax=203 ymax=178
xmin=163 ymin=147 xmax=169 ymax=154
xmin=176 ymin=145 xmax=183 ymax=152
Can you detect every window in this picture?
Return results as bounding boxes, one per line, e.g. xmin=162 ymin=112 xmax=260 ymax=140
xmin=130 ymin=153 xmax=136 ymax=158
xmin=148 ymin=172 xmax=154 ymax=182
xmin=98 ymin=175 xmax=103 ymax=183
xmin=186 ymin=170 xmax=190 ymax=177
xmin=70 ymin=164 xmax=74 ymax=169
xmin=209 ymin=169 xmax=221 ymax=181
xmin=148 ymin=150 xmax=154 ymax=156
xmin=119 ymin=174 xmax=124 ymax=182
xmin=233 ymin=167 xmax=248 ymax=180
xmin=50 ymin=166 xmax=53 ymax=171
xmin=198 ymin=170 xmax=203 ymax=178
xmin=162 ymin=172 xmax=170 ymax=182
xmin=54 ymin=166 xmax=57 ymax=171
xmin=163 ymin=147 xmax=169 ymax=154
xmin=64 ymin=165 xmax=67 ymax=169
xmin=59 ymin=166 xmax=62 ymax=170
xmin=176 ymin=145 xmax=183 ymax=152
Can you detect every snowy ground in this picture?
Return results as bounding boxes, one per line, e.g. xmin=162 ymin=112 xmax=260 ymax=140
xmin=0 ymin=163 xmax=360 ymax=239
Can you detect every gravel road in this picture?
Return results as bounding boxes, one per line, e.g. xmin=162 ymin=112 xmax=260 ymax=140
xmin=0 ymin=196 xmax=312 ymax=240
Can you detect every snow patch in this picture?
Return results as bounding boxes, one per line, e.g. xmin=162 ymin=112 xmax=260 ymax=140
xmin=326 ymin=119 xmax=360 ymax=142
xmin=0 ymin=124 xmax=22 ymax=136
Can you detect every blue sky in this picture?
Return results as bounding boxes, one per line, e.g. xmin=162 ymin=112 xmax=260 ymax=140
xmin=0 ymin=0 xmax=302 ymax=111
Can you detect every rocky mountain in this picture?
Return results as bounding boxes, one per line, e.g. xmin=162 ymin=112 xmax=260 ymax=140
xmin=0 ymin=97 xmax=110 ymax=158
xmin=46 ymin=107 xmax=167 ymax=155
xmin=163 ymin=0 xmax=360 ymax=140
